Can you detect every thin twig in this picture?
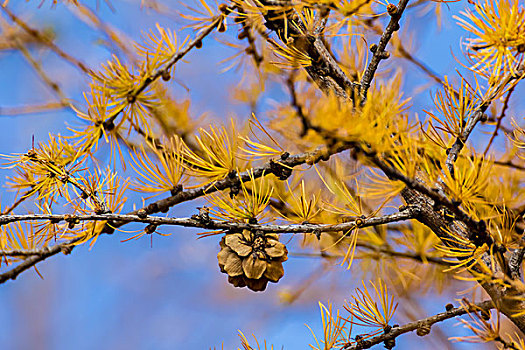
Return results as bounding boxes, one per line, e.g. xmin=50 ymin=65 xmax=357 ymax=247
xmin=286 ymin=72 xmax=310 ymax=137
xmin=103 ymin=6 xmax=233 ymax=126
xmin=1 ymin=191 xmax=32 ymax=215
xmin=445 ymin=64 xmax=524 ymax=176
xmin=0 ymin=102 xmax=69 ymax=116
xmin=15 ymin=38 xmax=70 ymax=108
xmin=483 ymin=85 xmax=515 ymax=156
xmin=0 ymin=6 xmax=91 ymax=73
xmin=355 ymin=241 xmax=450 ymax=266
xmin=294 ymin=242 xmax=449 ymax=266
xmin=0 ymin=237 xmax=81 ymax=284
xmin=359 ymin=0 xmax=411 ymax=102
xmin=493 ymin=159 xmax=525 ymax=171
xmin=368 ymin=23 xmax=444 ymax=86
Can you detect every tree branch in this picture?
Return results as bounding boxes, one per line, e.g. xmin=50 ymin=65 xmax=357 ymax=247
xmin=0 ymin=210 xmax=415 ymax=236
xmin=107 ymin=143 xmax=352 ymax=231
xmin=0 ymin=237 xmax=80 ymax=284
xmin=296 ymin=241 xmax=450 ymax=267
xmin=259 ymin=0 xmax=359 ymax=101
xmin=445 ymin=64 xmax=524 ymax=176
xmin=483 ymin=85 xmax=515 ymax=156
xmin=509 ymin=230 xmax=525 ymax=279
xmin=0 ymin=143 xmax=354 ymax=284
xmin=1 ymin=6 xmax=91 ymax=74
xmin=103 ymin=4 xmax=234 ymax=126
xmin=355 ymin=241 xmax=450 ymax=266
xmin=359 ymin=0 xmax=411 ymax=101
xmin=0 ymin=210 xmax=415 ymax=284
xmin=343 ymin=300 xmax=495 ymax=350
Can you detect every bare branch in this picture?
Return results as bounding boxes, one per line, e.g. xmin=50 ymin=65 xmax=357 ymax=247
xmin=359 ymin=0 xmax=411 ymax=102
xmin=297 ymin=241 xmax=450 ymax=266
xmin=0 ymin=237 xmax=80 ymax=284
xmin=0 ymin=6 xmax=91 ymax=73
xmin=355 ymin=241 xmax=450 ymax=266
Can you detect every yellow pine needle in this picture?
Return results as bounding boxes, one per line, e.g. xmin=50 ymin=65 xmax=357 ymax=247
xmin=240 ymin=114 xmax=284 ymax=159
xmin=434 ymin=228 xmax=489 ymax=273
xmin=307 ymin=301 xmax=348 ymax=350
xmin=441 ymin=154 xmax=493 ymax=206
xmin=130 ymin=137 xmax=185 ymax=197
xmin=237 ymin=330 xmax=274 ymax=350
xmin=454 ymin=0 xmax=525 ymax=81
xmin=268 ymin=37 xmax=313 ymax=69
xmin=343 ymin=279 xmax=398 ymax=330
xmin=183 ymin=120 xmax=241 ymax=184
xmin=136 ymin=23 xmax=189 ymax=68
xmin=207 ymin=169 xmax=273 ymax=222
xmin=1 ymin=222 xmax=39 ymax=262
xmin=450 ymin=300 xmax=500 ymax=344
xmin=179 ymin=0 xmax=223 ymax=31
xmin=425 ymin=76 xmax=480 ymax=138
xmin=323 ymin=180 xmax=365 ymax=218
xmin=277 ymin=180 xmax=321 ymax=224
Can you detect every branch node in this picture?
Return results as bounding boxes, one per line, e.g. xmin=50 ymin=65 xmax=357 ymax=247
xmin=218 ymin=3 xmax=230 ymax=13
xmin=416 ymin=324 xmax=431 ymax=337
xmin=379 ymin=51 xmax=390 ymax=60
xmin=60 ymin=245 xmax=74 ymax=255
xmin=126 ymin=92 xmax=136 ymax=104
xmin=383 ymin=337 xmax=395 ymax=349
xmin=269 ymin=159 xmax=292 ymax=180
xmin=170 ymin=184 xmax=183 ymax=196
xmin=313 ymin=228 xmax=321 ymax=240
xmin=192 ymin=206 xmax=211 ymax=224
xmin=387 ymin=3 xmax=398 ymax=16
xmin=144 ymin=224 xmax=157 ymax=235
xmin=161 ymin=70 xmax=171 ymax=81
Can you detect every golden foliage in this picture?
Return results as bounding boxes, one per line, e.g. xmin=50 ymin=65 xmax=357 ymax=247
xmin=455 ymin=0 xmax=525 ymax=81
xmin=307 ymin=301 xmax=349 ymax=350
xmin=426 ymin=76 xmax=480 ymax=138
xmin=130 ymin=136 xmax=186 ymax=197
xmin=343 ymin=279 xmax=398 ymax=333
xmin=450 ymin=300 xmax=500 ymax=344
xmin=4 ymin=0 xmax=525 ymax=347
xmin=207 ymin=169 xmax=273 ymax=223
xmin=183 ymin=120 xmax=244 ymax=185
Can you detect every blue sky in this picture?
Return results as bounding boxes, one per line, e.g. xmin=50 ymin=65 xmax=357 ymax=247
xmin=0 ymin=0 xmax=522 ymax=349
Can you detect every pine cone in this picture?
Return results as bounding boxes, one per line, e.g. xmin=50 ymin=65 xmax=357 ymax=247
xmin=217 ymin=229 xmax=288 ymax=291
